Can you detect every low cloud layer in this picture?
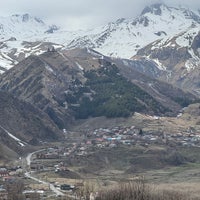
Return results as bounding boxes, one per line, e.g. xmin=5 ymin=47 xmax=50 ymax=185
xmin=1 ymin=0 xmax=200 ymax=30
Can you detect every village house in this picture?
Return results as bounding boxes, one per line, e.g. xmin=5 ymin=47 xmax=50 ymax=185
xmin=23 ymin=190 xmax=42 ymax=199
xmin=36 ymin=152 xmax=59 ymax=159
xmin=30 ymin=162 xmax=44 ymax=171
xmin=0 ymin=169 xmax=9 ymax=177
xmin=0 ymin=188 xmax=8 ymax=200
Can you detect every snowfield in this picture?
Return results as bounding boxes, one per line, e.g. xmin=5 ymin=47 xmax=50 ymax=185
xmin=0 ymin=4 xmax=199 ymax=72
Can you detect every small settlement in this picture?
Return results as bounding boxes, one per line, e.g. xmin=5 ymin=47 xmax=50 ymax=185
xmin=36 ymin=125 xmax=200 ymax=161
xmin=1 ymin=125 xmax=200 ymax=199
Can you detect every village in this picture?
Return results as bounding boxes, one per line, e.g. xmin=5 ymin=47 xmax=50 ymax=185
xmin=47 ymin=125 xmax=200 ymax=159
xmin=0 ymin=125 xmax=200 ymax=199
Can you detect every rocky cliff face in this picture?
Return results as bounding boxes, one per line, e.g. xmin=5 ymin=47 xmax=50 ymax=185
xmin=192 ymin=32 xmax=200 ymax=56
xmin=132 ymin=29 xmax=200 ymax=96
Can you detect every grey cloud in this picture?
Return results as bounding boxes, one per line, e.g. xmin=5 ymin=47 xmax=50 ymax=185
xmin=1 ymin=0 xmax=200 ymax=30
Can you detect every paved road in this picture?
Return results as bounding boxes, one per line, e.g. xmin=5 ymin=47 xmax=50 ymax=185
xmin=26 ymin=149 xmax=44 ymax=166
xmin=24 ymin=149 xmax=64 ymax=196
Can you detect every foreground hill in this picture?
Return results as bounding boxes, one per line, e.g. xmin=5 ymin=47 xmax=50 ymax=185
xmin=0 ymin=48 xmax=197 ymax=130
xmin=0 ymin=90 xmax=63 ymax=160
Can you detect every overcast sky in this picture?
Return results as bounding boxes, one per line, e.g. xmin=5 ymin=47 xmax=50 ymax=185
xmin=1 ymin=0 xmax=200 ymax=30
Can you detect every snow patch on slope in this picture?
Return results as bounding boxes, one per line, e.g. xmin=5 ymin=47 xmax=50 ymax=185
xmin=0 ymin=125 xmax=27 ymax=147
xmin=65 ymin=4 xmax=200 ymax=58
xmin=152 ymin=58 xmax=167 ymax=71
xmin=76 ymin=62 xmax=84 ymax=71
xmin=176 ymin=28 xmax=199 ymax=47
xmin=185 ymin=48 xmax=200 ymax=72
xmin=0 ymin=4 xmax=200 ymax=71
xmin=45 ymin=64 xmax=54 ymax=73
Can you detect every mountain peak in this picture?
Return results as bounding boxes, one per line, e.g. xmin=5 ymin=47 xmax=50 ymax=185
xmin=181 ymin=8 xmax=200 ymax=24
xmin=22 ymin=13 xmax=30 ymax=22
xmin=115 ymin=18 xmax=126 ymax=25
xmin=11 ymin=13 xmax=45 ymax=24
xmin=45 ymin=24 xmax=60 ymax=34
xmin=141 ymin=3 xmax=169 ymax=16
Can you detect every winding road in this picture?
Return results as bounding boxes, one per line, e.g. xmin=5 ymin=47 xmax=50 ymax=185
xmin=24 ymin=149 xmax=64 ymax=196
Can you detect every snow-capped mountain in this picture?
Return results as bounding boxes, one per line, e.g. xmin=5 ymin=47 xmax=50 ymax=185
xmin=131 ymin=27 xmax=200 ymax=95
xmin=66 ymin=3 xmax=200 ymax=58
xmin=0 ymin=3 xmax=200 ymax=74
xmin=0 ymin=13 xmax=62 ymax=73
xmin=0 ymin=13 xmax=50 ymax=39
xmin=0 ymin=13 xmax=82 ymax=73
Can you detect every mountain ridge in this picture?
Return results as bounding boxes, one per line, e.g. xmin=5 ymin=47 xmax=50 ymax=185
xmin=0 ymin=3 xmax=200 ymax=73
xmin=66 ymin=3 xmax=200 ymax=58
xmin=131 ymin=28 xmax=200 ymax=96
xmin=0 ymin=49 xmax=197 ymax=128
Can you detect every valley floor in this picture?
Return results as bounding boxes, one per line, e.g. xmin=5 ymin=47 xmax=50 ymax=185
xmin=2 ymin=103 xmax=200 ymax=199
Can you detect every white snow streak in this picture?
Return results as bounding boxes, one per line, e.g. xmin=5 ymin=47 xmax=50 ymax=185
xmin=75 ymin=62 xmax=84 ymax=71
xmin=0 ymin=125 xmax=27 ymax=147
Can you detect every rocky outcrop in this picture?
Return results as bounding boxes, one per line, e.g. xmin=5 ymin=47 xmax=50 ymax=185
xmin=192 ymin=31 xmax=200 ymax=56
xmin=131 ymin=28 xmax=200 ymax=97
xmin=141 ymin=3 xmax=166 ymax=16
xmin=137 ymin=45 xmax=191 ymax=70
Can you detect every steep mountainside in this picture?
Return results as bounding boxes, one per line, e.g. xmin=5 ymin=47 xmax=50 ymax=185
xmin=0 ymin=49 xmax=99 ymax=129
xmin=0 ymin=90 xmax=63 ymax=159
xmin=0 ymin=48 xmax=197 ymax=128
xmin=132 ymin=28 xmax=200 ymax=96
